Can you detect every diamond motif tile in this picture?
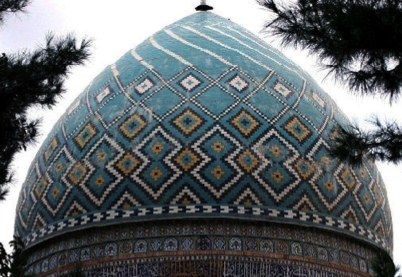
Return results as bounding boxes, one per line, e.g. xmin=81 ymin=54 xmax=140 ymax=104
xmin=306 ymin=139 xmax=349 ymax=211
xmin=78 ymin=135 xmax=125 ymax=207
xmin=116 ymin=152 xmax=141 ymax=176
xmin=353 ymin=178 xmax=378 ymax=222
xmin=228 ymin=74 xmax=249 ymax=93
xmin=40 ymin=146 xmax=77 ymax=216
xmin=230 ymin=109 xmax=261 ymax=138
xmin=132 ymin=126 xmax=182 ymax=200
xmin=357 ymin=186 xmax=376 ymax=214
xmin=140 ymin=162 xmax=172 ymax=189
xmin=89 ymin=140 xmax=118 ymax=168
xmin=74 ymin=123 xmax=97 ymax=149
xmin=273 ymin=82 xmax=293 ymax=97
xmin=171 ymin=109 xmax=205 ymax=136
xmin=192 ymin=125 xmax=243 ymax=199
xmin=44 ymin=181 xmax=66 ymax=210
xmin=135 ymin=77 xmax=155 ymax=94
xmin=67 ymin=162 xmax=88 ymax=185
xmin=178 ymin=73 xmax=203 ymax=92
xmin=209 ymin=163 xmax=230 ymax=183
xmin=340 ymin=168 xmax=356 ymax=190
xmin=202 ymin=132 xmax=233 ymax=158
xmin=237 ymin=149 xmax=259 ymax=173
xmin=87 ymin=169 xmax=117 ymax=198
xmin=171 ymin=69 xmax=209 ymax=96
xmin=175 ymin=148 xmax=200 ymax=172
xmin=295 ymin=158 xmax=315 ymax=180
xmin=119 ymin=113 xmax=147 ymax=139
xmin=252 ymin=129 xmax=301 ymax=202
xmin=44 ymin=137 xmax=59 ymax=163
xmin=284 ymin=116 xmax=312 ymax=144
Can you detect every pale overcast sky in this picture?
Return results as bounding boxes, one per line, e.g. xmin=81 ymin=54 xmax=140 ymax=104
xmin=1 ymin=0 xmax=401 ymax=266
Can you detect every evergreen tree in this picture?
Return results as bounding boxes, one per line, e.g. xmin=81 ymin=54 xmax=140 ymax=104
xmin=0 ymin=0 xmax=91 ymax=201
xmin=371 ymin=251 xmax=401 ymax=277
xmin=0 ymin=0 xmax=29 ymax=24
xmin=0 ymin=1 xmax=91 ymax=274
xmin=258 ymin=0 xmax=402 ymax=165
xmin=0 ymin=237 xmax=32 ymax=277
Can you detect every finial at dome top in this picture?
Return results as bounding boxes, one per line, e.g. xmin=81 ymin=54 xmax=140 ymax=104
xmin=196 ymin=0 xmax=213 ymax=11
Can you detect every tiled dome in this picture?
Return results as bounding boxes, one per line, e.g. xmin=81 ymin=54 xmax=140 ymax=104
xmin=15 ymin=11 xmax=392 ymax=276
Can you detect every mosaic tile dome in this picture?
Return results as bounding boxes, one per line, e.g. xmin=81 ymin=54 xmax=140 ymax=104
xmin=15 ymin=11 xmax=392 ymax=276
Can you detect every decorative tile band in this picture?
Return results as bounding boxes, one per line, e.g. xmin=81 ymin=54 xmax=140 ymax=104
xmin=28 ymin=219 xmax=375 ymax=276
xmin=41 ymin=257 xmax=369 ymax=277
xmin=24 ymin=205 xmax=387 ymax=252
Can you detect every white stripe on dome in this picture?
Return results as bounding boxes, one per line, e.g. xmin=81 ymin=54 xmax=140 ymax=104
xmin=206 ymin=26 xmax=307 ymax=81
xmin=131 ymin=50 xmax=154 ymax=69
xmin=183 ymin=26 xmax=271 ymax=72
xmin=111 ymin=64 xmax=136 ymax=105
xmin=149 ymin=36 xmax=193 ymax=66
xmin=164 ymin=29 xmax=233 ymax=66
xmin=220 ymin=24 xmax=327 ymax=94
xmin=221 ymin=25 xmax=302 ymax=71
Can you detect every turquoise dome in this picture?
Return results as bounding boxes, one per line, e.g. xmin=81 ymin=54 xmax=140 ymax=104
xmin=15 ymin=12 xmax=392 ymax=257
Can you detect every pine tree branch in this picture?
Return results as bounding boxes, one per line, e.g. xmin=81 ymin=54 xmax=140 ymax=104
xmin=331 ymin=119 xmax=402 ymax=165
xmin=0 ymin=238 xmax=33 ymax=277
xmin=371 ymin=250 xmax=399 ymax=277
xmin=0 ymin=34 xmax=92 ymax=200
xmin=0 ymin=0 xmax=30 ymax=24
xmin=258 ymin=0 xmax=402 ymax=102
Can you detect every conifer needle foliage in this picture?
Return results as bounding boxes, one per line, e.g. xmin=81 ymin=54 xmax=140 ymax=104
xmin=331 ymin=119 xmax=402 ymax=166
xmin=0 ymin=237 xmax=32 ymax=277
xmin=0 ymin=35 xmax=92 ymax=201
xmin=258 ymin=0 xmax=402 ymax=165
xmin=371 ymin=251 xmax=401 ymax=277
xmin=0 ymin=0 xmax=92 ymax=201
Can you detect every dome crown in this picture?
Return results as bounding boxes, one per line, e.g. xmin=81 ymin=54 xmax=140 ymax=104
xmin=15 ymin=12 xmax=392 ymax=253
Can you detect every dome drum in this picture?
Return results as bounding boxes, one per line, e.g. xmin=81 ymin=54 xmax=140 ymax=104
xmin=26 ymin=220 xmax=377 ymax=276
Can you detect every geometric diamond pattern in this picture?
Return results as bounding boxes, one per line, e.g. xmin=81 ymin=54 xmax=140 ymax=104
xmin=74 ymin=123 xmax=98 ymax=149
xmin=273 ymin=82 xmax=292 ymax=98
xmin=119 ymin=113 xmax=147 ymax=139
xmin=171 ymin=108 xmax=205 ymax=136
xmin=228 ymin=74 xmax=249 ymax=93
xmin=307 ymin=139 xmax=349 ymax=212
xmin=79 ymin=135 xmax=124 ymax=207
xmin=284 ymin=116 xmax=311 ymax=144
xmin=178 ymin=73 xmax=202 ymax=92
xmin=116 ymin=153 xmax=141 ymax=176
xmin=236 ymin=149 xmax=259 ymax=173
xmin=133 ymin=126 xmax=182 ymax=200
xmin=135 ymin=77 xmax=155 ymax=94
xmin=174 ymin=148 xmax=200 ymax=172
xmin=16 ymin=12 xmax=392 ymax=254
xmin=41 ymin=146 xmax=76 ymax=216
xmin=230 ymin=109 xmax=261 ymax=138
xmin=252 ymin=129 xmax=301 ymax=203
xmin=193 ymin=125 xmax=243 ymax=199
